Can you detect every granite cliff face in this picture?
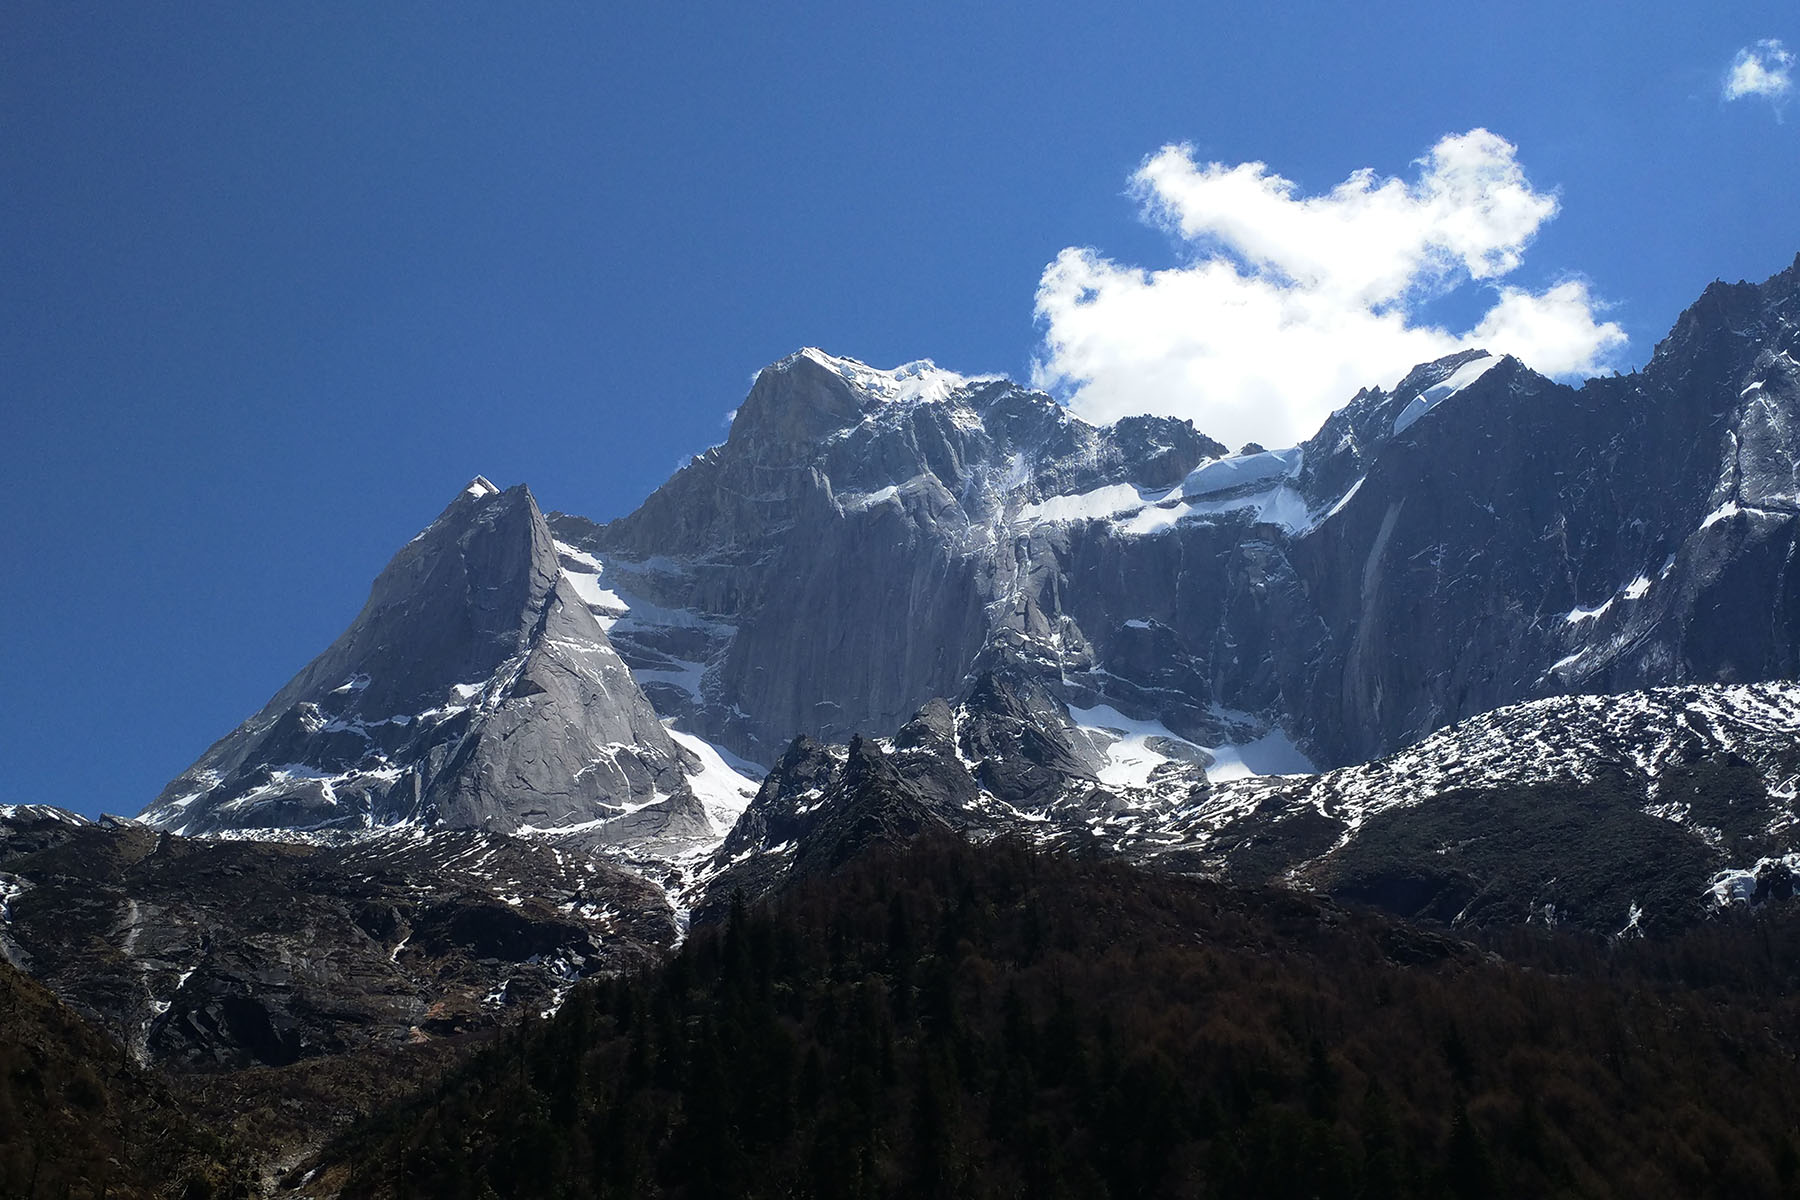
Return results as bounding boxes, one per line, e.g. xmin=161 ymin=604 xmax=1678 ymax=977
xmin=142 ymin=478 xmax=716 ymax=841
xmin=1288 ymin=263 xmax=1800 ymax=763
xmin=553 ymin=257 xmax=1800 ymax=774
xmin=552 ymin=351 xmax=1226 ymax=762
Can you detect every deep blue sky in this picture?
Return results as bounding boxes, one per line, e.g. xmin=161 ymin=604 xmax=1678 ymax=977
xmin=6 ymin=2 xmax=1798 ymax=816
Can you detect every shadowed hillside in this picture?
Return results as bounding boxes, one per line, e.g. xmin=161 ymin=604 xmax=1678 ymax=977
xmin=313 ymin=836 xmax=1800 ymax=1199
xmin=0 ymin=957 xmax=244 ymax=1199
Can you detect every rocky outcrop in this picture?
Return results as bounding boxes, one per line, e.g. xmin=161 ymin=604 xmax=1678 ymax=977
xmin=694 ymin=677 xmax=1800 ymax=937
xmin=0 ymin=953 xmax=240 ymax=1198
xmin=1285 ymin=264 xmax=1800 ymax=761
xmin=693 ymin=733 xmax=953 ymax=924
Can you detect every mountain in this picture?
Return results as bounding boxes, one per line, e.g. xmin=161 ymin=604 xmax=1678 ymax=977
xmin=547 ymin=349 xmax=1239 ymax=764
xmin=6 ymin=250 xmax=1796 ymax=1192
xmin=117 ymin=255 xmax=1800 ymax=939
xmin=553 ymin=256 xmax=1800 ymax=773
xmin=142 ymin=478 xmax=753 ymax=843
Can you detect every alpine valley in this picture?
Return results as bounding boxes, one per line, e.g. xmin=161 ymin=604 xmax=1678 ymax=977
xmin=12 ymin=258 xmax=1800 ymax=1197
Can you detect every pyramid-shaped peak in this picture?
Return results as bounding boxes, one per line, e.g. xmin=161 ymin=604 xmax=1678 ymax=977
xmin=142 ymin=467 xmax=690 ymax=837
xmin=412 ymin=476 xmax=538 ymax=550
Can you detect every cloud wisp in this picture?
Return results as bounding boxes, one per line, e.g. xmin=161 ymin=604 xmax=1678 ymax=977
xmin=1723 ymin=39 xmax=1794 ymax=107
xmin=1033 ymin=130 xmax=1626 ymax=450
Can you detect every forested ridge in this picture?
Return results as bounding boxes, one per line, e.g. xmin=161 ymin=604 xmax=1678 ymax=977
xmin=323 ymin=836 xmax=1800 ymax=1199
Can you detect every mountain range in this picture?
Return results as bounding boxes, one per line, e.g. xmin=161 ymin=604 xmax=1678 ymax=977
xmin=7 ymin=256 xmax=1800 ymax=1140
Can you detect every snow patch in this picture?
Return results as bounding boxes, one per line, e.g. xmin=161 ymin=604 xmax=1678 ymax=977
xmin=1069 ymin=703 xmax=1314 ymax=787
xmin=0 ymin=874 xmax=30 ymax=923
xmin=1019 ymin=483 xmax=1146 ymax=526
xmin=1320 ymin=476 xmax=1365 ymax=523
xmin=1005 ymin=443 xmax=1313 ymax=540
xmin=844 ymin=484 xmax=900 ymax=511
xmin=1117 ymin=501 xmax=1189 ymax=537
xmin=563 ymin=569 xmax=629 ymax=620
xmin=1205 ymin=728 xmax=1317 ymax=782
xmin=1564 ymin=571 xmax=1654 ymax=621
xmin=1392 ymin=354 xmax=1500 ymax=434
xmin=1565 ymin=598 xmax=1613 ymax=624
xmin=669 ymin=728 xmax=762 ymax=835
xmin=1701 ymin=500 xmax=1742 ymax=530
xmin=1173 ymin=448 xmax=1302 ymax=499
xmin=0 ymin=805 xmax=88 ymax=826
xmin=633 ymin=658 xmax=708 ymax=704
xmin=1119 ymin=484 xmax=1314 ymax=537
xmin=1709 ymin=853 xmax=1800 ymax=907
xmin=554 ymin=540 xmax=603 ymax=571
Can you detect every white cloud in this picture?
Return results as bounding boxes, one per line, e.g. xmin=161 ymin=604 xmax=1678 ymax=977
xmin=1723 ymin=39 xmax=1794 ymax=104
xmin=1468 ymin=281 xmax=1622 ymax=377
xmin=1033 ymin=130 xmax=1627 ymax=449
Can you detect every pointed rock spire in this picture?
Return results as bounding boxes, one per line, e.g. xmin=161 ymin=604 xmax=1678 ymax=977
xmin=142 ymin=479 xmax=706 ymax=840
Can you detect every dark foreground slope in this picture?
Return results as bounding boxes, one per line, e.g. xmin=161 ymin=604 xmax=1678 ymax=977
xmin=0 ymin=958 xmax=243 ymax=1199
xmin=0 ymin=808 xmax=676 ymax=1073
xmin=315 ymin=837 xmax=1800 ymax=1200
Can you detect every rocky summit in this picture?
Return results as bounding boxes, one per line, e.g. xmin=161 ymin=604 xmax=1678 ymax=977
xmin=141 ymin=478 xmax=736 ymax=844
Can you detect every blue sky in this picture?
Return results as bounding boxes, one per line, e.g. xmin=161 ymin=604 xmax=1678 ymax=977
xmin=5 ymin=1 xmax=1798 ymax=816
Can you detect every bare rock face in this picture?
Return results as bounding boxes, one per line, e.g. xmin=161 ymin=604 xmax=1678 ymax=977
xmin=141 ymin=478 xmax=705 ymax=839
xmin=100 ymin=254 xmax=1800 ymax=948
xmin=952 ymin=669 xmax=1102 ymax=809
xmin=552 ymin=348 xmax=1227 ymax=762
xmin=1287 ymin=260 xmax=1800 ymax=763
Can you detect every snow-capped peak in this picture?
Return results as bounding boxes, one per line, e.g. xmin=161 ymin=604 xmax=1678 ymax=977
xmin=791 ymin=347 xmax=1000 ymax=405
xmin=464 ymin=475 xmax=500 ymax=498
